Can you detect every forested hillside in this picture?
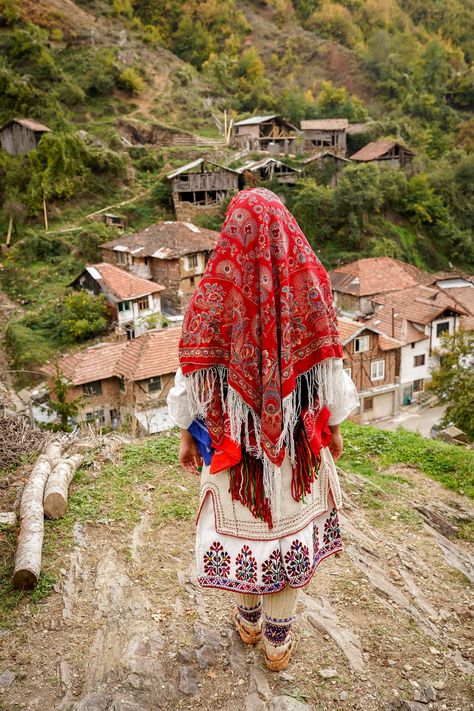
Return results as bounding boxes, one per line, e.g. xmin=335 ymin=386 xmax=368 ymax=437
xmin=0 ymin=0 xmax=473 ymax=372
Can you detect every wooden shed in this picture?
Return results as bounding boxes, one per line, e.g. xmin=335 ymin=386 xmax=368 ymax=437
xmin=167 ymin=158 xmax=242 ymax=220
xmin=302 ymin=151 xmax=350 ymax=187
xmin=350 ymin=140 xmax=415 ymax=169
xmin=300 ymin=119 xmax=348 ymax=155
xmin=238 ymin=157 xmax=301 ymax=186
xmin=0 ymin=118 xmax=51 ymax=155
xmin=233 ymin=115 xmax=298 ymax=155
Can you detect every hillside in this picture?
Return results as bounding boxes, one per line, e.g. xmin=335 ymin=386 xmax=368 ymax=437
xmin=0 ymin=424 xmax=473 ymax=710
xmin=0 ymin=0 xmax=473 ymax=377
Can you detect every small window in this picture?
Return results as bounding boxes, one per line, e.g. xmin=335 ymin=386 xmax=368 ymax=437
xmin=371 ymin=360 xmax=385 ymax=381
xmin=187 ymin=254 xmax=198 ymax=269
xmin=364 ymin=396 xmax=374 ymax=410
xmin=126 ymin=327 xmax=135 ymax=340
xmin=138 ymin=298 xmax=149 ymax=312
xmin=414 ymin=354 xmax=425 ymax=367
xmin=413 ymin=378 xmax=424 ymax=393
xmin=436 ymin=321 xmax=449 ymax=337
xmin=85 ymin=409 xmax=105 ymax=425
xmin=190 ymin=276 xmax=195 ymax=287
xmin=116 ymin=251 xmax=127 ymax=265
xmin=354 ymin=335 xmax=370 ymax=353
xmin=118 ymin=300 xmax=131 ymax=312
xmin=147 ymin=376 xmax=162 ymax=393
xmin=83 ymin=381 xmax=102 ymax=396
xmin=118 ymin=376 xmax=125 ymax=393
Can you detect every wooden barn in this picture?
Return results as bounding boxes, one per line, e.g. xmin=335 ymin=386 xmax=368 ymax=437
xmin=300 ymin=119 xmax=348 ymax=155
xmin=167 ymin=158 xmax=242 ymax=221
xmin=0 ymin=118 xmax=51 ymax=155
xmin=302 ymin=151 xmax=350 ymax=187
xmin=233 ymin=115 xmax=298 ymax=155
xmin=238 ymin=157 xmax=301 ymax=186
xmin=350 ymin=140 xmax=415 ymax=169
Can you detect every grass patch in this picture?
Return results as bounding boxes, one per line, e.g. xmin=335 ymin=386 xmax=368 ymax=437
xmin=341 ymin=421 xmax=474 ymax=498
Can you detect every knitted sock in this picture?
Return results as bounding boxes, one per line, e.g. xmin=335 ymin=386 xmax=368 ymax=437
xmin=263 ymin=585 xmax=299 ymax=653
xmin=234 ymin=593 xmax=263 ymax=628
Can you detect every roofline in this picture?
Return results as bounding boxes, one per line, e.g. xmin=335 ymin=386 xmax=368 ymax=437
xmin=166 ymin=158 xmax=239 ymax=179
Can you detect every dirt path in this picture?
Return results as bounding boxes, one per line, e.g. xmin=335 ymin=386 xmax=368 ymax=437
xmin=0 ymin=438 xmax=473 ymax=711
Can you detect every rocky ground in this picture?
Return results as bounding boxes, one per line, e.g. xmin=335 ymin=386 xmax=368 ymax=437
xmin=0 ymin=432 xmax=473 ymax=711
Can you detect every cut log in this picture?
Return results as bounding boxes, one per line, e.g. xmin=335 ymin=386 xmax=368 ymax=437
xmin=44 ymin=454 xmax=84 ymax=519
xmin=13 ymin=455 xmax=52 ymax=589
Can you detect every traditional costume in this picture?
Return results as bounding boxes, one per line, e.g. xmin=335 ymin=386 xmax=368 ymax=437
xmin=168 ymin=187 xmax=358 ymax=669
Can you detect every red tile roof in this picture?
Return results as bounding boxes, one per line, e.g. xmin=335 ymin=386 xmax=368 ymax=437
xmin=84 ymin=263 xmax=164 ymax=300
xmin=364 ymin=308 xmax=428 ymax=345
xmin=337 ymin=316 xmax=403 ymax=350
xmin=331 ymin=257 xmax=425 ymax=297
xmin=373 ymin=285 xmax=466 ymax=325
xmin=42 ymin=328 xmax=182 ymax=385
xmin=101 ymin=221 xmax=219 ymax=260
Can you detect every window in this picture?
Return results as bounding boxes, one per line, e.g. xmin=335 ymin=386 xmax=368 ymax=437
xmin=116 ymin=251 xmax=127 ymax=265
xmin=126 ymin=327 xmax=135 ymax=340
xmin=83 ymin=381 xmax=102 ymax=396
xmin=118 ymin=300 xmax=131 ymax=312
xmin=413 ymin=378 xmax=424 ymax=393
xmin=85 ymin=409 xmax=105 ymax=425
xmin=190 ymin=276 xmax=195 ymax=287
xmin=118 ymin=376 xmax=125 ymax=393
xmin=137 ymin=298 xmax=149 ymax=312
xmin=354 ymin=335 xmax=369 ymax=353
xmin=147 ymin=376 xmax=162 ymax=393
xmin=414 ymin=354 xmax=425 ymax=367
xmin=364 ymin=396 xmax=374 ymax=410
xmin=187 ymin=254 xmax=198 ymax=270
xmin=436 ymin=321 xmax=449 ymax=337
xmin=371 ymin=360 xmax=385 ymax=381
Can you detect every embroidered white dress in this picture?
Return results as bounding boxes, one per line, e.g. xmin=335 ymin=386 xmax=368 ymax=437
xmin=168 ymin=358 xmax=359 ymax=595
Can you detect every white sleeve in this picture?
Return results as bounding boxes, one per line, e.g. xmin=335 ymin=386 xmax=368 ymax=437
xmin=326 ymin=359 xmax=360 ymax=426
xmin=167 ymin=367 xmax=193 ymax=430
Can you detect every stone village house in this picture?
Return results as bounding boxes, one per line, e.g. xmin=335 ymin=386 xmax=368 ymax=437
xmin=338 ymin=317 xmax=402 ymax=423
xmin=70 ymin=262 xmax=165 ymax=340
xmin=101 ymin=221 xmax=220 ymax=316
xmin=42 ymin=327 xmax=181 ymax=431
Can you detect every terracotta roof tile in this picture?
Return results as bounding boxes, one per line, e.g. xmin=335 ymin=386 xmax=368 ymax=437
xmin=364 ymin=308 xmax=428 ymax=345
xmin=337 ymin=316 xmax=403 ymax=349
xmin=350 ymin=140 xmax=414 ymax=161
xmin=101 ymin=221 xmax=219 ymax=259
xmin=84 ymin=263 xmax=164 ymax=300
xmin=373 ymin=285 xmax=466 ymax=325
xmin=337 ymin=317 xmax=365 ymax=343
xmin=42 ymin=342 xmax=128 ymax=385
xmin=330 ymin=257 xmax=425 ymax=297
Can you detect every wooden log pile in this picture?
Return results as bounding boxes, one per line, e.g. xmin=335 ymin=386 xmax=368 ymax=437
xmin=13 ymin=438 xmax=84 ymax=589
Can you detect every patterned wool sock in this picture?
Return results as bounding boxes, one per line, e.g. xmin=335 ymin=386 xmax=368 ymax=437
xmin=263 ymin=614 xmax=294 ymax=654
xmin=237 ymin=601 xmax=263 ymax=629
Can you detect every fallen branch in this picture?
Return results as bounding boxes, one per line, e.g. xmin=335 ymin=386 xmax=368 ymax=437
xmin=44 ymin=454 xmax=84 ymax=519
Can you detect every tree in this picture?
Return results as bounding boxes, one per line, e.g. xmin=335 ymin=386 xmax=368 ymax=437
xmin=314 ymin=81 xmax=368 ymax=122
xmin=333 ymin=163 xmax=383 ymax=240
xmin=429 ymin=329 xmax=474 ymax=440
xmin=59 ymin=292 xmax=110 ymax=342
xmin=47 ymin=366 xmax=81 ymax=431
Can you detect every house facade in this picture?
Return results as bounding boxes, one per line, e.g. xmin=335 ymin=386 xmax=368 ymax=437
xmin=300 ymin=119 xmax=348 ymax=155
xmin=167 ymin=159 xmax=242 ymax=221
xmin=71 ymin=262 xmax=165 ymax=339
xmin=338 ymin=317 xmax=402 ymax=423
xmin=233 ymin=115 xmax=298 ymax=154
xmin=101 ymin=221 xmax=219 ymax=315
xmin=238 ymin=157 xmax=301 ymax=185
xmin=42 ymin=328 xmax=181 ymax=430
xmin=302 ymin=151 xmax=350 ymax=187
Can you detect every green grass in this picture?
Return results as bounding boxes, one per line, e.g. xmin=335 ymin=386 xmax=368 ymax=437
xmin=341 ymin=421 xmax=474 ymax=498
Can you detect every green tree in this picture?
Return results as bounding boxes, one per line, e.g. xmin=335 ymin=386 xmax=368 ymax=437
xmin=291 ymin=179 xmax=336 ymax=245
xmin=59 ymin=292 xmax=110 ymax=342
xmin=47 ymin=366 xmax=81 ymax=431
xmin=333 ymin=163 xmax=383 ymax=244
xmin=429 ymin=330 xmax=474 ymax=440
xmin=172 ymin=15 xmax=210 ymax=69
xmin=314 ymin=81 xmax=368 ymax=121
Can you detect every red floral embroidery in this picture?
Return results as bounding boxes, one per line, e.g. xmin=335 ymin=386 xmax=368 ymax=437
xmin=235 ymin=545 xmax=258 ymax=583
xmin=203 ymin=541 xmax=230 ymax=577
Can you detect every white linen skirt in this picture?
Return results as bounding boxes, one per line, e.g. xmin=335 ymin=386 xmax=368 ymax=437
xmin=195 ymin=490 xmax=342 ymax=595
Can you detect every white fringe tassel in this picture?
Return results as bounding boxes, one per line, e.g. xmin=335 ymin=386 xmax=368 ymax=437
xmin=184 ymin=358 xmax=341 ymax=520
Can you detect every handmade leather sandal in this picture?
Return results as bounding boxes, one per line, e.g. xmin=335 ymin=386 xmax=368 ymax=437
xmin=264 ymin=636 xmax=295 ymax=672
xmin=231 ymin=606 xmax=263 ymax=645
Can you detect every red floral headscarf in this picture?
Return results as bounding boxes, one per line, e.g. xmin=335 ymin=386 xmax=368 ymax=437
xmin=179 ymin=188 xmax=342 ymax=520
